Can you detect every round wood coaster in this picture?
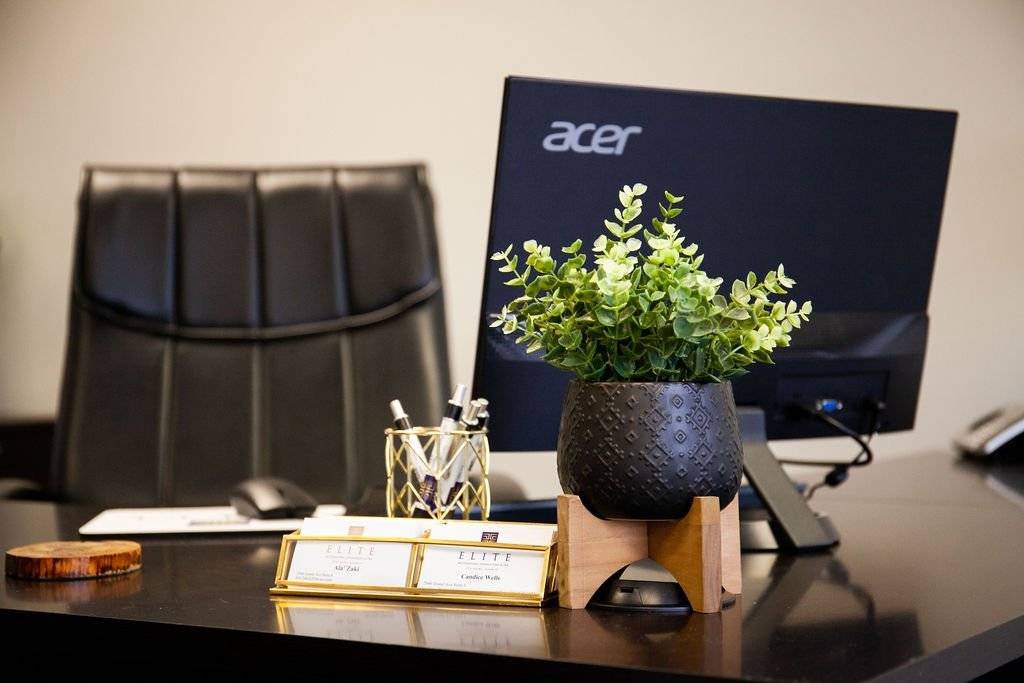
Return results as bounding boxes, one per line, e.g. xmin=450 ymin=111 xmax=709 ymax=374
xmin=5 ymin=541 xmax=142 ymax=580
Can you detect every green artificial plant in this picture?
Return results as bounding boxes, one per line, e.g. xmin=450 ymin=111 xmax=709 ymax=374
xmin=490 ymin=184 xmax=812 ymax=383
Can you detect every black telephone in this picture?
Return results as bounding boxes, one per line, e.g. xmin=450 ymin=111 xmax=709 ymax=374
xmin=955 ymin=405 xmax=1024 ymax=459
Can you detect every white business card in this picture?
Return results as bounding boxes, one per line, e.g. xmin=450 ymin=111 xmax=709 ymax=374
xmin=287 ymin=538 xmax=414 ymax=587
xmin=417 ymin=522 xmax=555 ymax=595
xmin=287 ymin=516 xmax=435 ymax=587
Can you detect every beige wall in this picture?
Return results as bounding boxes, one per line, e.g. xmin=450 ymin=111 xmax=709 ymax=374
xmin=1 ymin=0 xmax=1022 ymax=468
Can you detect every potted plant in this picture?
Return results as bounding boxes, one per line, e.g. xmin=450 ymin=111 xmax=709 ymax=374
xmin=490 ymin=184 xmax=811 ymax=520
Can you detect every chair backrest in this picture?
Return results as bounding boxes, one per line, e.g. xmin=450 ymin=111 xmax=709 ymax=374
xmin=52 ymin=165 xmax=450 ymax=508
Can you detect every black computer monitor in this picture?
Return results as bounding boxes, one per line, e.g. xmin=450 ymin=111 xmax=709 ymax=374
xmin=473 ymin=77 xmax=957 ymax=550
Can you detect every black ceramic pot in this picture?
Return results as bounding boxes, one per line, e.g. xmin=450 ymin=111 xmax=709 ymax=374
xmin=556 ymin=380 xmax=744 ymax=520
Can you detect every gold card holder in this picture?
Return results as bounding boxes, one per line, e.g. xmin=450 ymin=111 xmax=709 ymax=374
xmin=385 ymin=426 xmax=490 ymax=521
xmin=270 ymin=523 xmax=557 ymax=607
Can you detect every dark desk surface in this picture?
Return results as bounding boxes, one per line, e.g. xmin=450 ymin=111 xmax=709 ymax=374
xmin=3 ymin=452 xmax=1023 ymax=681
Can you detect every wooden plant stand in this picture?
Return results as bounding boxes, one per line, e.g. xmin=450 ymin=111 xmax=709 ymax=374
xmin=556 ymin=494 xmax=741 ymax=613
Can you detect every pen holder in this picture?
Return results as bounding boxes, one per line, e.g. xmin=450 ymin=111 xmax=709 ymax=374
xmin=385 ymin=427 xmax=490 ymax=521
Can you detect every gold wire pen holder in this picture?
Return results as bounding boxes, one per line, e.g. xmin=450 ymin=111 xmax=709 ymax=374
xmin=385 ymin=426 xmax=490 ymax=521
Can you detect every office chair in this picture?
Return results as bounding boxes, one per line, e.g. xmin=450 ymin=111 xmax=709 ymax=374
xmin=50 ymin=165 xmax=450 ymax=509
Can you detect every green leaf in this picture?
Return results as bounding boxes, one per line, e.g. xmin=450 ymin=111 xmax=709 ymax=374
xmin=622 ymin=224 xmax=643 ymax=238
xmin=561 ymin=238 xmax=583 ymax=254
xmin=731 ymin=280 xmax=746 ymax=300
xmin=746 ymin=271 xmax=757 ymax=289
xmin=595 ymin=307 xmax=618 ymax=327
xmin=672 ymin=317 xmax=695 ymax=338
xmin=693 ymin=321 xmax=715 ymax=337
xmin=631 ymin=183 xmax=648 ymax=196
xmin=534 ymin=256 xmax=554 ymax=274
xmin=523 ymin=239 xmax=538 ymax=253
xmin=613 ymin=357 xmax=636 ymax=378
xmin=561 ymin=352 xmax=588 ymax=368
xmin=724 ymin=308 xmax=750 ymax=320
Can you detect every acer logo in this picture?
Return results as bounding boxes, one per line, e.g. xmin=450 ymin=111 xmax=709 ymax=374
xmin=542 ymin=121 xmax=643 ymax=155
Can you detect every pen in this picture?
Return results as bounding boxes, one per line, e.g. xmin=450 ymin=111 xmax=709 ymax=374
xmin=446 ymin=406 xmax=489 ymax=507
xmin=441 ymin=400 xmax=483 ymax=506
xmin=389 ymin=399 xmax=437 ymax=511
xmin=434 ymin=384 xmax=469 ymax=507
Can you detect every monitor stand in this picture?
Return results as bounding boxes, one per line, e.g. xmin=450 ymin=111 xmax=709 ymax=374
xmin=739 ymin=407 xmax=840 ymax=552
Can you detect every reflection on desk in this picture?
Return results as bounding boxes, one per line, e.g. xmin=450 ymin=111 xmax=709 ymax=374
xmin=277 ymin=599 xmax=551 ymax=655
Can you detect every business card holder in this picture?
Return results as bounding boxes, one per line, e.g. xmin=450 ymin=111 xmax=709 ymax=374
xmin=385 ymin=426 xmax=490 ymax=521
xmin=269 ymin=524 xmax=557 ymax=607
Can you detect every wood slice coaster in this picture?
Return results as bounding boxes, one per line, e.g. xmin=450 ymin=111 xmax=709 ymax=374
xmin=5 ymin=541 xmax=142 ymax=580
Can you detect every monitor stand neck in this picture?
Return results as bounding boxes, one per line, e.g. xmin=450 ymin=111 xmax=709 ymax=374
xmin=739 ymin=407 xmax=840 ymax=552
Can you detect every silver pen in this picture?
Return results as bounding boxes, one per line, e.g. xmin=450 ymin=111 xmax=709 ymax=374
xmin=434 ymin=384 xmax=469 ymax=507
xmin=389 ymin=399 xmax=437 ymax=511
xmin=441 ymin=400 xmax=483 ymax=506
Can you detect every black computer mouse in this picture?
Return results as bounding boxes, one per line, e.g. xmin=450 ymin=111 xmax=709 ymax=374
xmin=229 ymin=477 xmax=318 ymax=519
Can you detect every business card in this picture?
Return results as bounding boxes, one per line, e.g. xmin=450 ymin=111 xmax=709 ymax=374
xmin=288 ymin=516 xmax=431 ymax=587
xmin=287 ymin=538 xmax=414 ymax=587
xmin=416 ymin=522 xmax=555 ymax=595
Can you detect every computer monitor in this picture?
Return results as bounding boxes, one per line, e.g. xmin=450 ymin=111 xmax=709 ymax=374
xmin=473 ymin=77 xmax=957 ymax=549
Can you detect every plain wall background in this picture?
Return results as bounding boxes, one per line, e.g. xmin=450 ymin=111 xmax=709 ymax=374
xmin=1 ymin=0 xmax=1022 ymax=474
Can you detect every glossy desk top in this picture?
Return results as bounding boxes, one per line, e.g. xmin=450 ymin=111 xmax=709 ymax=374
xmin=2 ymin=453 xmax=1023 ymax=680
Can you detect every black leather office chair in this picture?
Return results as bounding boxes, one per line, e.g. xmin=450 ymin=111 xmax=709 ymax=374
xmin=51 ymin=165 xmax=450 ymax=509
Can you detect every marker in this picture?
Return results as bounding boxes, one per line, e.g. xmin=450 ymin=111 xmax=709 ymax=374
xmin=389 ymin=399 xmax=437 ymax=511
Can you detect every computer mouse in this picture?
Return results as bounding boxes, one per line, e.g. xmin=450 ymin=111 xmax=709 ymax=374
xmin=229 ymin=477 xmax=318 ymax=519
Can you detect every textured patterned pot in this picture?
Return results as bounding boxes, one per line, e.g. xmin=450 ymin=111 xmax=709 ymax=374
xmin=556 ymin=380 xmax=744 ymax=520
